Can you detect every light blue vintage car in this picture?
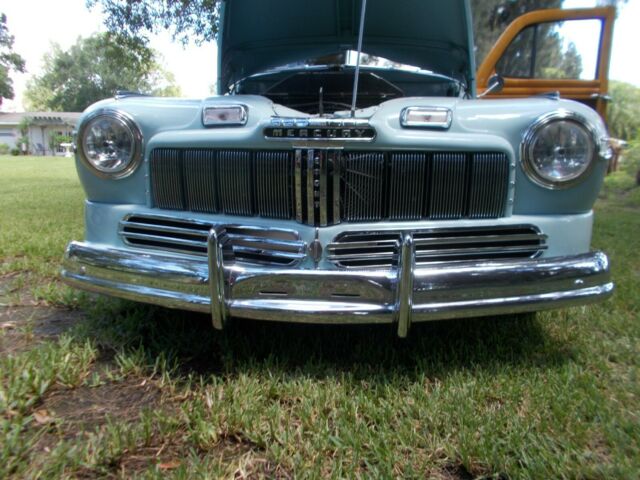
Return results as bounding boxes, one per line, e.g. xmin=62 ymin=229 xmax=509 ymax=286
xmin=62 ymin=0 xmax=615 ymax=337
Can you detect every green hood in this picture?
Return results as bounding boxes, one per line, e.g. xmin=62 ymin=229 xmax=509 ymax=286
xmin=218 ymin=0 xmax=475 ymax=92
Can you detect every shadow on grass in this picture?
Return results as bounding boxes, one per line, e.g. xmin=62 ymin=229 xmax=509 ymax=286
xmin=74 ymin=296 xmax=572 ymax=382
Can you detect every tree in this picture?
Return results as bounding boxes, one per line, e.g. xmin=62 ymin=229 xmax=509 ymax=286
xmin=0 ymin=13 xmax=26 ymax=103
xmin=607 ymin=81 xmax=640 ymax=141
xmin=24 ymin=33 xmax=181 ymax=112
xmin=86 ymin=0 xmax=220 ymax=45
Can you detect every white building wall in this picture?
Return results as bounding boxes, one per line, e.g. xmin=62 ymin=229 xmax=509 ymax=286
xmin=0 ymin=127 xmax=18 ymax=149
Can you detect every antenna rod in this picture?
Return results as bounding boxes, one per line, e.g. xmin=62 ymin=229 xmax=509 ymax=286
xmin=350 ymin=0 xmax=367 ymax=117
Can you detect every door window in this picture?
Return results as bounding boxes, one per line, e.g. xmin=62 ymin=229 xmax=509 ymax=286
xmin=495 ymin=18 xmax=603 ymax=80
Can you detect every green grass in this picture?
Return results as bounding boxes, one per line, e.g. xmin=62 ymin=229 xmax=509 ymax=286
xmin=1 ymin=155 xmax=638 ymax=478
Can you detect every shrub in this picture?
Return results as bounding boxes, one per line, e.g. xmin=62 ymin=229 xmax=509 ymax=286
xmin=10 ymin=148 xmax=20 ymax=156
xmin=0 ymin=143 xmax=9 ymax=155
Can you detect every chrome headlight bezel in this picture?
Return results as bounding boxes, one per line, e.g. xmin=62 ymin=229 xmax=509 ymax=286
xmin=77 ymin=109 xmax=144 ymax=180
xmin=520 ymin=110 xmax=599 ymax=190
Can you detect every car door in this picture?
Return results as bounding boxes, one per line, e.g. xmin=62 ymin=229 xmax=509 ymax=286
xmin=476 ymin=7 xmax=615 ymax=120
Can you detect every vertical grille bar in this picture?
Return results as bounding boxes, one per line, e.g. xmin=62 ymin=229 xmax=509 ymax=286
xmin=150 ymin=148 xmax=185 ymax=210
xmin=319 ymin=150 xmax=328 ymax=226
xmin=183 ymin=149 xmax=218 ymax=213
xmin=331 ymin=151 xmax=341 ymax=225
xmin=294 ymin=149 xmax=303 ymax=223
xmin=389 ymin=153 xmax=427 ymax=220
xmin=430 ymin=153 xmax=467 ymax=220
xmin=217 ymin=150 xmax=253 ymax=216
xmin=468 ymin=153 xmax=509 ymax=219
xmin=306 ymin=149 xmax=315 ymax=225
xmin=255 ymin=151 xmax=292 ymax=218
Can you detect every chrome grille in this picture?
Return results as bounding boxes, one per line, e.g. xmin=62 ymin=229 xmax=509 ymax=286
xmin=342 ymin=152 xmax=386 ymax=222
xmin=150 ymin=149 xmax=510 ymax=224
xmin=183 ymin=149 xmax=218 ymax=213
xmin=119 ymin=215 xmax=306 ymax=266
xmin=389 ymin=153 xmax=427 ymax=221
xmin=218 ymin=150 xmax=253 ymax=216
xmin=469 ymin=153 xmax=511 ymax=219
xmin=328 ymin=226 xmax=547 ymax=269
xmin=431 ymin=153 xmax=467 ymax=219
xmin=256 ymin=151 xmax=292 ymax=218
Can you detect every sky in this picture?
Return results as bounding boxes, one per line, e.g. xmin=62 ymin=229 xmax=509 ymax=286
xmin=1 ymin=0 xmax=638 ymax=112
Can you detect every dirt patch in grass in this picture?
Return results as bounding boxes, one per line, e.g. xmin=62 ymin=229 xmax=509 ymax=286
xmin=43 ymin=378 xmax=162 ymax=429
xmin=0 ymin=276 xmax=84 ymax=355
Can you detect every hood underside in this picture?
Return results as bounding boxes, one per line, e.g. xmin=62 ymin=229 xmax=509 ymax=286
xmin=219 ymin=0 xmax=474 ymax=93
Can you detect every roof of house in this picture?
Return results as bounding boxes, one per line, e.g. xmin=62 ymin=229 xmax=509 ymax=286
xmin=0 ymin=111 xmax=81 ymax=126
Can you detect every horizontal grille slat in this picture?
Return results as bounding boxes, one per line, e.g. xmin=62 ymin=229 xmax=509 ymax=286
xmin=328 ymin=226 xmax=547 ymax=269
xmin=119 ymin=215 xmax=306 ymax=266
xmin=150 ymin=149 xmax=510 ymax=224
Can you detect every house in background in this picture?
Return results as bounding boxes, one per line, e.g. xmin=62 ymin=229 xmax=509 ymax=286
xmin=0 ymin=112 xmax=80 ymax=155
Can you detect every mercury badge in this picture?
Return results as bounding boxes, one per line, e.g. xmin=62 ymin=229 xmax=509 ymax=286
xmin=265 ymin=117 xmax=376 ymax=141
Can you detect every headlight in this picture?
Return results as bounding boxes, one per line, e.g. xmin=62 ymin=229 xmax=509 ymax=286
xmin=521 ymin=111 xmax=597 ymax=189
xmin=77 ymin=110 xmax=143 ymax=179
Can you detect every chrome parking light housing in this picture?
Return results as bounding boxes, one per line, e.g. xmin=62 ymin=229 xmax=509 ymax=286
xmin=521 ymin=110 xmax=598 ymax=190
xmin=400 ymin=106 xmax=452 ymax=129
xmin=202 ymin=104 xmax=248 ymax=127
xmin=77 ymin=109 xmax=143 ymax=179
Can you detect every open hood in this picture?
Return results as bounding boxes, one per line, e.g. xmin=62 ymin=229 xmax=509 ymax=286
xmin=218 ymin=0 xmax=475 ymax=93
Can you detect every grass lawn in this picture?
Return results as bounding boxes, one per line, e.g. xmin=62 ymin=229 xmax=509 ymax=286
xmin=0 ymin=155 xmax=638 ymax=478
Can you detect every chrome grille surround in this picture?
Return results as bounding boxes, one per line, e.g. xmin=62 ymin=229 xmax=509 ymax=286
xmin=149 ymin=148 xmax=510 ymax=225
xmin=119 ymin=214 xmax=306 ymax=267
xmin=327 ymin=225 xmax=548 ymax=269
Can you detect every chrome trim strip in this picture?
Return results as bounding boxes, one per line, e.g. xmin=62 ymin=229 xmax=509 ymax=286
xmin=306 ymin=149 xmax=315 ymax=225
xmin=413 ymin=233 xmax=547 ymax=246
xmin=231 ymin=246 xmax=306 ymax=261
xmin=119 ymin=220 xmax=209 ymax=238
xmin=264 ymin=135 xmax=376 ymax=143
xmin=320 ymin=151 xmax=328 ymax=227
xmin=332 ymin=151 xmax=341 ymax=225
xmin=294 ymin=149 xmax=303 ymax=223
xmin=120 ymin=231 xmax=206 ymax=248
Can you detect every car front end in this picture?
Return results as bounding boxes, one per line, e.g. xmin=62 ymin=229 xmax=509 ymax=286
xmin=61 ymin=0 xmax=613 ymax=337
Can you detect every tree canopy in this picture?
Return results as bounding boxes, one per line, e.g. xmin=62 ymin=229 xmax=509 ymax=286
xmin=0 ymin=13 xmax=26 ymax=103
xmin=608 ymin=81 xmax=640 ymax=141
xmin=24 ymin=33 xmax=181 ymax=112
xmin=86 ymin=0 xmax=220 ymax=45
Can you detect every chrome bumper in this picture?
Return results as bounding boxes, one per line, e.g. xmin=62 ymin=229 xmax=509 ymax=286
xmin=61 ymin=232 xmax=613 ymax=337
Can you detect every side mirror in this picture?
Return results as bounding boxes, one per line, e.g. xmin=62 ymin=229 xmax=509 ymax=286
xmin=478 ymin=74 xmax=505 ymax=98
